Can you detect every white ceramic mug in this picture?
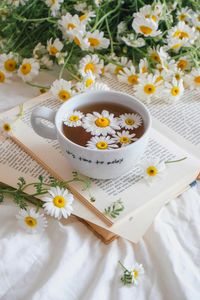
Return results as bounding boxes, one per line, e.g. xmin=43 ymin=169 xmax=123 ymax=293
xmin=31 ymin=91 xmax=151 ymax=179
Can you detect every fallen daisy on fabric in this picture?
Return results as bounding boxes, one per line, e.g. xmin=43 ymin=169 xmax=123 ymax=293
xmin=119 ymin=261 xmax=145 ymax=286
xmin=16 ymin=208 xmax=48 ymax=234
xmin=43 ymin=186 xmax=74 ymax=219
xmin=63 ymin=110 xmax=84 ymax=127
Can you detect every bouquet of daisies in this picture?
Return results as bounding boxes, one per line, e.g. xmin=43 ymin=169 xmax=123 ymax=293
xmin=0 ymin=0 xmax=200 ymax=103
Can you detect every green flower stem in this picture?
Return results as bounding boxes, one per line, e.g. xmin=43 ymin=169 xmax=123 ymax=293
xmin=59 ymin=46 xmax=74 ymax=80
xmin=26 ymin=82 xmax=50 ymax=90
xmin=118 ymin=261 xmax=127 ymax=271
xmin=165 ymin=157 xmax=187 ymax=164
xmin=13 ymin=14 xmax=56 ymax=23
xmin=105 ymin=17 xmax=114 ymax=54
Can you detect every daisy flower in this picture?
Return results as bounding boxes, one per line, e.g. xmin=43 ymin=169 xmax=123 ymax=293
xmin=33 ymin=43 xmax=47 ymax=59
xmin=63 ymin=110 xmax=84 ymax=127
xmin=148 ymin=46 xmax=168 ymax=66
xmin=167 ymin=37 xmax=185 ymax=53
xmin=79 ymin=54 xmax=104 ymax=77
xmin=176 ymin=7 xmax=193 ymax=22
xmin=59 ymin=13 xmax=84 ymax=38
xmin=45 ymin=0 xmax=64 ymax=17
xmin=43 ymin=186 xmax=74 ymax=219
xmin=176 ymin=56 xmax=191 ymax=71
xmin=68 ymin=29 xmax=89 ymax=50
xmin=0 ymin=69 xmax=12 ymax=84
xmin=131 ymin=263 xmax=145 ymax=285
xmin=86 ymin=30 xmax=110 ymax=51
xmin=133 ymin=4 xmax=160 ymax=22
xmin=0 ymin=53 xmax=17 ymax=73
xmin=83 ymin=110 xmax=120 ymax=136
xmin=40 ymin=55 xmax=53 ymax=69
xmin=139 ymin=58 xmax=149 ymax=74
xmin=7 ymin=0 xmax=28 ymax=6
xmin=0 ymin=117 xmax=15 ymax=137
xmin=163 ymin=78 xmax=184 ymax=102
xmin=86 ymin=136 xmax=118 ymax=150
xmin=105 ymin=56 xmax=133 ymax=76
xmin=74 ymin=2 xmax=87 ymax=12
xmin=94 ymin=0 xmax=103 ymax=7
xmin=86 ymin=82 xmax=110 ymax=92
xmin=16 ymin=208 xmax=47 ymax=234
xmin=117 ymin=65 xmax=139 ymax=86
xmin=134 ymin=74 xmax=160 ymax=103
xmin=113 ymin=130 xmax=138 ymax=147
xmin=132 ymin=16 xmax=161 ymax=37
xmin=18 ymin=58 xmax=40 ymax=82
xmin=121 ymin=35 xmax=145 ymax=48
xmin=118 ymin=113 xmax=143 ymax=129
xmin=47 ymin=38 xmax=64 ymax=57
xmin=185 ymin=68 xmax=200 ymax=89
xmin=79 ymin=11 xmax=96 ymax=24
xmin=51 ymin=79 xmax=75 ymax=102
xmin=167 ymin=22 xmax=196 ymax=47
xmin=192 ymin=14 xmax=200 ymax=33
xmin=140 ymin=157 xmax=166 ymax=184
xmin=167 ymin=66 xmax=184 ymax=82
xmin=81 ymin=70 xmax=96 ymax=89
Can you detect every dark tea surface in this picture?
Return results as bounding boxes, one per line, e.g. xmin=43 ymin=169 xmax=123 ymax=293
xmin=62 ymin=102 xmax=145 ymax=148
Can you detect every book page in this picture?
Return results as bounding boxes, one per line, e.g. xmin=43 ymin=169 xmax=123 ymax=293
xmin=103 ymin=78 xmax=200 ymax=158
xmin=1 ymin=92 xmax=200 ymax=227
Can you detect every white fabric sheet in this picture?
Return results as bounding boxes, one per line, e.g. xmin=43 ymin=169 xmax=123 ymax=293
xmin=0 ymin=76 xmax=200 ymax=300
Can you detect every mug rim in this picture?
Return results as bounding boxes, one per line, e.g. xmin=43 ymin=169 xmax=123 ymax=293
xmin=55 ymin=90 xmax=152 ymax=153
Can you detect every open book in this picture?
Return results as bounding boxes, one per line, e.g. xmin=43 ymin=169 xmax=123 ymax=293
xmin=0 ymin=80 xmax=200 ymax=243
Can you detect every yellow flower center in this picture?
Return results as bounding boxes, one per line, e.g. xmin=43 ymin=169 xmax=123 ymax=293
xmin=69 ymin=115 xmax=79 ymax=122
xmin=67 ymin=23 xmax=76 ymax=30
xmin=175 ymin=73 xmax=181 ymax=80
xmin=119 ymin=136 xmax=130 ymax=144
xmin=128 ymin=74 xmax=138 ymax=85
xmin=140 ymin=25 xmax=153 ymax=35
xmin=25 ymin=216 xmax=37 ymax=228
xmin=155 ymin=75 xmax=163 ymax=83
xmin=172 ymin=43 xmax=181 ymax=49
xmin=88 ymin=37 xmax=100 ymax=47
xmin=114 ymin=66 xmax=123 ymax=75
xmin=144 ymin=84 xmax=156 ymax=95
xmin=79 ymin=14 xmax=87 ymax=21
xmin=142 ymin=66 xmax=148 ymax=73
xmin=0 ymin=71 xmax=5 ymax=83
xmin=125 ymin=118 xmax=134 ymax=125
xmin=51 ymin=0 xmax=56 ymax=4
xmin=96 ymin=141 xmax=108 ymax=150
xmin=173 ymin=30 xmax=189 ymax=39
xmin=198 ymin=15 xmax=200 ymax=22
xmin=85 ymin=78 xmax=94 ymax=87
xmin=84 ymin=63 xmax=95 ymax=73
xmin=146 ymin=166 xmax=158 ymax=176
xmin=95 ymin=117 xmax=110 ymax=127
xmin=177 ymin=59 xmax=187 ymax=70
xmin=49 ymin=46 xmax=58 ymax=56
xmin=179 ymin=14 xmax=186 ymax=21
xmin=133 ymin=270 xmax=139 ymax=279
xmin=74 ymin=37 xmax=81 ymax=46
xmin=20 ymin=63 xmax=32 ymax=75
xmin=3 ymin=123 xmax=11 ymax=132
xmin=196 ymin=26 xmax=200 ymax=32
xmin=4 ymin=59 xmax=16 ymax=72
xmin=171 ymin=86 xmax=180 ymax=96
xmin=194 ymin=76 xmax=200 ymax=84
xmin=53 ymin=195 xmax=66 ymax=208
xmin=150 ymin=53 xmax=160 ymax=63
xmin=58 ymin=90 xmax=71 ymax=101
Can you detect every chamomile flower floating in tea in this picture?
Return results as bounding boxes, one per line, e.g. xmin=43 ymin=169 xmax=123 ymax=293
xmin=63 ymin=110 xmax=84 ymax=127
xmin=16 ymin=208 xmax=48 ymax=234
xmin=43 ymin=186 xmax=74 ymax=219
xmin=18 ymin=58 xmax=40 ymax=82
xmin=113 ymin=130 xmax=138 ymax=147
xmin=0 ymin=53 xmax=17 ymax=73
xmin=119 ymin=113 xmax=143 ymax=130
xmin=86 ymin=136 xmax=118 ymax=150
xmin=83 ymin=110 xmax=120 ymax=136
xmin=140 ymin=157 xmax=166 ymax=184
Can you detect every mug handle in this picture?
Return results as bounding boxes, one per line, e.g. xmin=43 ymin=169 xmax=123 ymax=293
xmin=31 ymin=107 xmax=57 ymax=140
